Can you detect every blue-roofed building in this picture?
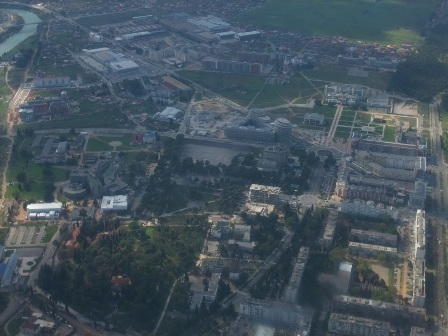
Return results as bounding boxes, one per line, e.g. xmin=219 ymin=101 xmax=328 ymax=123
xmin=1 ymin=253 xmax=18 ymax=287
xmin=0 ymin=263 xmax=7 ymax=277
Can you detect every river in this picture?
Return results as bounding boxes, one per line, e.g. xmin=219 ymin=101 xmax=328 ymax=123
xmin=0 ymin=9 xmax=41 ymax=56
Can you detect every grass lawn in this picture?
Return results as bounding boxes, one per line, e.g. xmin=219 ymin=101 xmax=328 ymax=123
xmin=234 ymin=0 xmax=438 ymax=45
xmin=35 ymin=63 xmax=95 ymax=79
xmin=86 ymin=134 xmax=133 ymax=152
xmin=356 ymin=112 xmax=373 ymax=123
xmin=251 ymin=76 xmax=320 ymax=108
xmin=383 ymin=125 xmax=397 ymax=142
xmin=178 ymin=70 xmax=265 ymax=106
xmin=334 ymin=127 xmax=352 ymax=139
xmin=43 ymin=225 xmax=58 ymax=243
xmin=76 ymin=8 xmax=153 ymax=27
xmin=303 ymin=64 xmax=393 ymax=90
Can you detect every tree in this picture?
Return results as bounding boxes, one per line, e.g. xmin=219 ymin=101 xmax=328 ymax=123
xmin=16 ymin=172 xmax=27 ymax=183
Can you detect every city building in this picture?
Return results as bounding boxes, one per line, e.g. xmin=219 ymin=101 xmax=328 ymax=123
xmin=414 ymin=210 xmax=425 ymax=261
xmin=249 ymin=184 xmax=280 ymax=205
xmin=216 ymin=31 xmax=236 ymax=39
xmin=352 ymin=151 xmax=425 ymax=182
xmin=233 ymin=224 xmax=251 ymax=242
xmin=322 ymin=210 xmax=338 ymax=250
xmin=189 ymin=273 xmax=221 ymax=311
xmin=161 ymin=76 xmax=192 ymax=92
xmin=409 ymin=327 xmax=425 ymax=336
xmin=210 ymin=220 xmax=231 ymax=240
xmin=32 ymin=76 xmax=71 ymax=88
xmin=304 ymin=113 xmax=325 ymax=126
xmin=351 ymin=139 xmax=420 ymax=157
xmin=257 ymin=146 xmax=289 ymax=172
xmin=101 ymin=195 xmax=128 ymax=212
xmin=332 ymin=295 xmax=426 ymax=326
xmin=34 ymin=137 xmax=68 ymax=164
xmin=348 ymin=241 xmax=397 ymax=259
xmin=240 ymin=298 xmax=313 ymax=332
xmin=201 ymin=57 xmax=263 ymax=74
xmin=328 ymin=313 xmax=390 ymax=336
xmin=26 ymin=202 xmax=62 ymax=220
xmin=349 ymin=229 xmax=398 ymax=248
xmin=409 ymin=180 xmax=427 ymax=209
xmin=274 ymin=118 xmax=292 ymax=145
xmin=340 ymin=200 xmax=399 ymax=220
xmin=283 ymin=247 xmax=309 ymax=304
xmin=337 ymin=262 xmax=355 ymax=295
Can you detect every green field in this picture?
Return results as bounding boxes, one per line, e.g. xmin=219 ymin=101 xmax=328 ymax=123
xmin=235 ymin=0 xmax=438 ymax=45
xmin=383 ymin=125 xmax=397 ymax=142
xmin=43 ymin=225 xmax=58 ymax=243
xmin=305 ymin=64 xmax=393 ymax=90
xmin=86 ymin=134 xmax=133 ymax=152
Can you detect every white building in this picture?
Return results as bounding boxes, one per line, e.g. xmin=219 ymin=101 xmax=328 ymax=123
xmin=155 ymin=107 xmax=182 ymax=121
xmin=304 ymin=113 xmax=325 ymax=125
xmin=101 ymin=195 xmax=128 ymax=212
xmin=26 ymin=202 xmax=63 ymax=219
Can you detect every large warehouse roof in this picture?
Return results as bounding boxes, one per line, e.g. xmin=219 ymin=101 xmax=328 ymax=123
xmin=101 ymin=195 xmax=128 ymax=211
xmin=27 ymin=202 xmax=63 ymax=212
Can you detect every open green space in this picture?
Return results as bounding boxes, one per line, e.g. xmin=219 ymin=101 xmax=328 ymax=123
xmin=36 ymin=63 xmax=96 ymax=81
xmin=304 ymin=64 xmax=393 ymax=90
xmin=234 ymin=0 xmax=438 ymax=45
xmin=43 ymin=225 xmax=58 ymax=243
xmin=251 ymin=76 xmax=320 ymax=108
xmin=15 ymin=105 xmax=129 ymax=131
xmin=383 ymin=125 xmax=396 ymax=142
xmin=179 ymin=70 xmax=265 ymax=106
xmin=86 ymin=134 xmax=133 ymax=152
xmin=76 ymin=8 xmax=153 ymax=27
xmin=334 ymin=127 xmax=352 ymax=139
xmin=395 ymin=116 xmax=418 ymax=128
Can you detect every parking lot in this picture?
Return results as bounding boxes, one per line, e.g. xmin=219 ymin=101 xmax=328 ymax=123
xmin=5 ymin=225 xmax=47 ymax=247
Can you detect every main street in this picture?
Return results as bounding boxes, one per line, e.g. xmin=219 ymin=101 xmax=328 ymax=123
xmin=428 ymin=101 xmax=448 ymax=335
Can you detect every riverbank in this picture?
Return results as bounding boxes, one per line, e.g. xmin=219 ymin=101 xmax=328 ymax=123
xmin=0 ymin=12 xmax=25 ymax=45
xmin=0 ymin=3 xmax=52 ymax=21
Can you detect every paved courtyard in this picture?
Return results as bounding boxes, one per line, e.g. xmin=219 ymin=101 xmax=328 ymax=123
xmin=5 ymin=225 xmax=47 ymax=247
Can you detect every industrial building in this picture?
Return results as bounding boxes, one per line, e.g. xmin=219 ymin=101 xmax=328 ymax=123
xmin=304 ymin=113 xmax=325 ymax=126
xmin=340 ymin=200 xmax=399 ymax=220
xmin=348 ymin=241 xmax=397 ymax=259
xmin=161 ymin=76 xmax=192 ymax=92
xmin=328 ymin=313 xmax=390 ymax=336
xmin=155 ymin=107 xmax=182 ymax=121
xmin=322 ymin=210 xmax=338 ymax=250
xmin=332 ymin=295 xmax=426 ymax=326
xmin=109 ymin=60 xmax=139 ymax=74
xmin=101 ymin=195 xmax=128 ymax=212
xmin=283 ymin=247 xmax=309 ymax=303
xmin=349 ymin=229 xmax=398 ymax=248
xmin=236 ymin=31 xmax=261 ymax=41
xmin=187 ymin=15 xmax=230 ymax=32
xmin=249 ymin=184 xmax=280 ymax=205
xmin=26 ymin=202 xmax=63 ymax=220
xmin=216 ymin=31 xmax=236 ymax=39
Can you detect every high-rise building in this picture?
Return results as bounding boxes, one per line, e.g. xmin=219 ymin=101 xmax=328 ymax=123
xmin=274 ymin=118 xmax=292 ymax=145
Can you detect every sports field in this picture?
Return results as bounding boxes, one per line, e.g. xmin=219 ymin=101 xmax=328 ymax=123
xmin=235 ymin=0 xmax=438 ymax=45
